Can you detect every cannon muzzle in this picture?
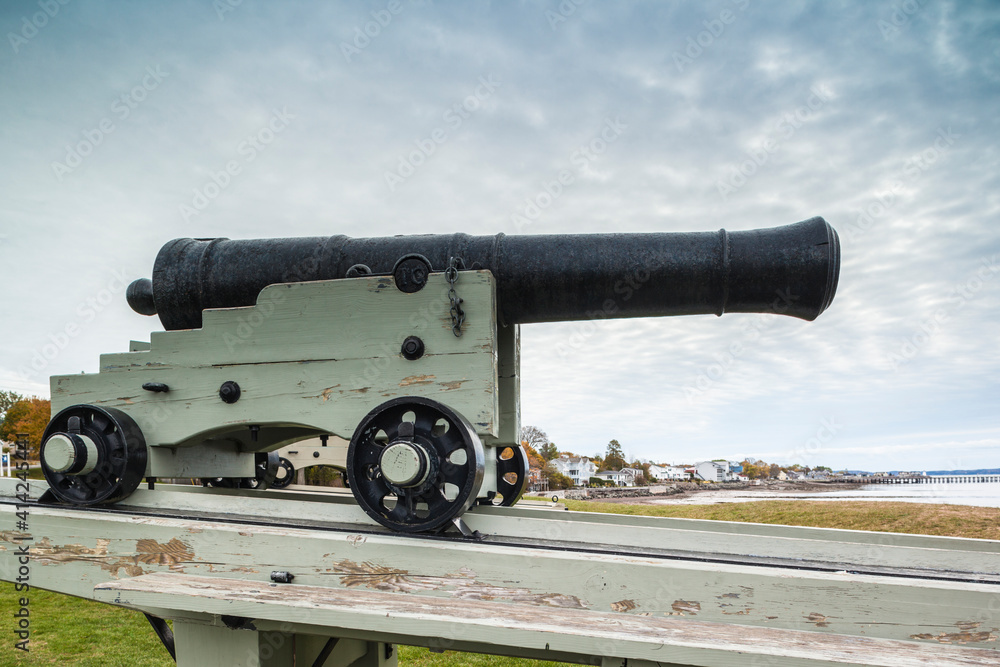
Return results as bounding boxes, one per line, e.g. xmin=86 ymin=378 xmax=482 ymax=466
xmin=127 ymin=217 xmax=840 ymax=331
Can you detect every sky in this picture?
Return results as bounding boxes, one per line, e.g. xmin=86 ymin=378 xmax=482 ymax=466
xmin=1 ymin=0 xmax=998 ymax=473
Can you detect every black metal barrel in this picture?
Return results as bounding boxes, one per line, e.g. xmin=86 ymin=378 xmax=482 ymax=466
xmin=126 ymin=217 xmax=840 ymax=331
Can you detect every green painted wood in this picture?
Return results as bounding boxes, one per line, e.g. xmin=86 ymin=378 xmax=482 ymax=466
xmin=47 ymin=273 xmax=504 ymax=482
xmin=4 ymin=478 xmax=998 ymax=576
xmin=490 ymin=323 xmax=520 ymax=448
xmin=97 ymin=573 xmax=1000 ymax=667
xmin=2 ymin=489 xmax=999 ymax=655
xmin=173 ymin=619 xmax=287 ymax=667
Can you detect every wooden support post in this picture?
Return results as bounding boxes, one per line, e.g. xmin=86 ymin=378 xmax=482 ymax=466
xmin=173 ymin=620 xmax=293 ymax=667
xmin=171 ymin=620 xmax=396 ymax=667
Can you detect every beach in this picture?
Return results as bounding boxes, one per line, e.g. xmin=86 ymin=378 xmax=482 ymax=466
xmin=551 ymin=480 xmax=1000 ymax=509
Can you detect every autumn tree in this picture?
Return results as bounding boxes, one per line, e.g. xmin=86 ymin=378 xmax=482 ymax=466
xmin=1 ymin=390 xmax=24 ymax=416
xmin=740 ymin=459 xmax=770 ymax=480
xmin=0 ymin=396 xmax=51 ymax=459
xmin=521 ymin=442 xmax=546 ymax=471
xmin=603 ymin=439 xmax=626 ymax=471
xmin=769 ymin=463 xmax=782 ymax=479
xmin=631 ymin=460 xmax=651 ymax=486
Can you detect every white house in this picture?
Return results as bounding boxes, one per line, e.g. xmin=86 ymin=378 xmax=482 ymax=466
xmin=648 ymin=464 xmax=688 ymax=481
xmin=551 ymin=455 xmax=597 ymax=486
xmin=693 ymin=461 xmax=740 ymax=483
xmin=595 ymin=467 xmax=639 ymax=487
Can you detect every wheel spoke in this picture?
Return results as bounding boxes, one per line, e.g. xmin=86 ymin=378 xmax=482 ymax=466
xmin=440 ymin=463 xmax=469 ymax=487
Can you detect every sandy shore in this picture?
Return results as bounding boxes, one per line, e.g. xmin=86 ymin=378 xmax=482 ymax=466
xmin=573 ymin=481 xmax=865 ymax=505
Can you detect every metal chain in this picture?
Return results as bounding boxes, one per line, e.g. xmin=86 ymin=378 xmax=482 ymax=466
xmin=446 ymin=256 xmax=465 ymax=337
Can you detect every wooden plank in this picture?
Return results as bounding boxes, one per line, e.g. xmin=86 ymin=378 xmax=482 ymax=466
xmin=2 ymin=492 xmax=998 ymax=650
xmin=3 ymin=478 xmax=997 ymax=577
xmin=95 ymin=573 xmax=1000 ymax=667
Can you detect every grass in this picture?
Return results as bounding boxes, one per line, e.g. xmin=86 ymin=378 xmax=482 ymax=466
xmin=556 ymin=498 xmax=1000 ymax=540
xmin=0 ymin=587 xmax=172 ymax=666
xmin=2 ymin=498 xmax=996 ymax=665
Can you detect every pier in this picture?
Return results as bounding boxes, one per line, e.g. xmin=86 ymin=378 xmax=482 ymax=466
xmin=842 ymin=474 xmax=1000 ymax=484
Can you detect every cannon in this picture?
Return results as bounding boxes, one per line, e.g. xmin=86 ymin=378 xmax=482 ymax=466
xmin=42 ymin=217 xmax=839 ymax=533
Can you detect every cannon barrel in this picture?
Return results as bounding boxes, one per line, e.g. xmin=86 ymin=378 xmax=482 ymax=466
xmin=127 ymin=217 xmax=840 ymax=331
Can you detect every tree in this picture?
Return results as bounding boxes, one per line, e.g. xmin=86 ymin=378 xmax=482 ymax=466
xmin=741 ymin=459 xmax=769 ymax=480
xmin=520 ymin=425 xmax=549 ymax=451
xmin=539 ymin=442 xmax=559 ymax=461
xmin=0 ymin=397 xmax=51 ymax=459
xmin=769 ymin=463 xmax=782 ymax=479
xmin=0 ymin=390 xmax=24 ymax=422
xmin=603 ymin=439 xmax=626 ymax=471
xmin=543 ymin=463 xmax=574 ymax=490
xmin=521 ymin=442 xmax=546 ymax=470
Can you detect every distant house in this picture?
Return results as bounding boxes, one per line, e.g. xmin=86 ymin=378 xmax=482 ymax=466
xmin=693 ymin=461 xmax=733 ymax=483
xmin=595 ymin=467 xmax=639 ymax=487
xmin=777 ymin=470 xmax=788 ymax=481
xmin=551 ymin=455 xmax=597 ymax=486
xmin=527 ymin=465 xmax=548 ymax=492
xmin=786 ymin=471 xmax=808 ymax=481
xmin=648 ymin=464 xmax=688 ymax=481
xmin=0 ymin=440 xmax=11 ymax=477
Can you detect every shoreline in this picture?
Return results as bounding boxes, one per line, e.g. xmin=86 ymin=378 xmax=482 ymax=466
xmin=526 ymin=479 xmax=1000 ymax=509
xmin=581 ymin=480 xmax=866 ymax=505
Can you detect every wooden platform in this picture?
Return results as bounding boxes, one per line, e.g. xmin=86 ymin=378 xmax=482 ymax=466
xmin=3 ymin=478 xmax=999 ymax=666
xmin=95 ymin=572 xmax=1000 ymax=667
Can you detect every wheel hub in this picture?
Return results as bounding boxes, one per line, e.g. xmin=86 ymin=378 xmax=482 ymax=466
xmin=379 ymin=441 xmax=429 ymax=487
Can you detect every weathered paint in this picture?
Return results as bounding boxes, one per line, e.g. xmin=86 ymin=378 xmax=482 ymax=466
xmin=2 ymin=479 xmax=999 ymax=665
xmin=96 ymin=572 xmax=1000 ymax=667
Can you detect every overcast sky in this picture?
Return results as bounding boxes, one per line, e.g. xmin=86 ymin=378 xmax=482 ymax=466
xmin=1 ymin=1 xmax=998 ymax=472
